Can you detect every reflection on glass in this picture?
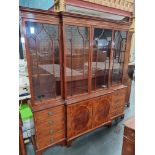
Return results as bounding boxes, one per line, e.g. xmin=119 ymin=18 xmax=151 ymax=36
xmin=112 ymin=31 xmax=127 ymax=84
xmin=65 ymin=25 xmax=89 ymax=96
xmin=92 ymin=28 xmax=112 ymax=90
xmin=25 ymin=21 xmax=60 ymax=101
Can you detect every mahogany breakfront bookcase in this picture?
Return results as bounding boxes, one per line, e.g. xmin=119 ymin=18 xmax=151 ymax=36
xmin=20 ymin=7 xmax=132 ymax=155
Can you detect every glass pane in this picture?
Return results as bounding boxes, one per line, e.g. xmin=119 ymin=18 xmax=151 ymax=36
xmin=65 ymin=25 xmax=89 ymax=96
xmin=25 ymin=21 xmax=60 ymax=102
xmin=92 ymin=28 xmax=112 ymax=90
xmin=112 ymin=31 xmax=127 ymax=84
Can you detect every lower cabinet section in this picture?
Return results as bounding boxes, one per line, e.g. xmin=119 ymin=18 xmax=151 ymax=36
xmin=33 ymin=87 xmax=127 ymax=152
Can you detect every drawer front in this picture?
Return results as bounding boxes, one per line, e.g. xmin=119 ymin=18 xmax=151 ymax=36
xmin=36 ymin=131 xmax=65 ymax=150
xmin=114 ymin=88 xmax=126 ymax=97
xmin=110 ymin=106 xmax=124 ymax=118
xmin=34 ymin=105 xmax=65 ymax=123
xmin=124 ymin=127 xmax=135 ymax=142
xmin=35 ymin=114 xmax=64 ymax=130
xmin=36 ymin=122 xmax=65 ymax=139
xmin=113 ymin=88 xmax=126 ymax=107
xmin=92 ymin=94 xmax=112 ymax=127
xmin=122 ymin=136 xmax=135 ymax=155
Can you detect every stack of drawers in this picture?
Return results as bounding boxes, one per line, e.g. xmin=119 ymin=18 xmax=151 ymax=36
xmin=34 ymin=105 xmax=65 ymax=150
xmin=111 ymin=88 xmax=126 ymax=119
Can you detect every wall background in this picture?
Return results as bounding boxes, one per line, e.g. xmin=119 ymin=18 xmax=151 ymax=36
xmin=19 ymin=0 xmax=53 ymax=10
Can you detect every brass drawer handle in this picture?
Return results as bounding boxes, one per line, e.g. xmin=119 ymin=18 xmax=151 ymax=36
xmin=131 ymin=133 xmax=134 ymax=137
xmin=48 ymin=111 xmax=54 ymax=116
xmin=50 ymin=129 xmax=54 ymax=134
xmin=48 ymin=120 xmax=54 ymax=125
xmin=50 ymin=137 xmax=54 ymax=143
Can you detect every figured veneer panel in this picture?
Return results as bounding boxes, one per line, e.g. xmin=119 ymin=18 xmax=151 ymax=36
xmin=92 ymin=95 xmax=112 ymax=127
xmin=67 ymin=100 xmax=92 ymax=138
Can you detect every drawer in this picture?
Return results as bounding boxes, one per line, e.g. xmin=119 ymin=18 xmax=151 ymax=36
xmin=124 ymin=127 xmax=135 ymax=142
xmin=112 ymin=89 xmax=126 ymax=108
xmin=36 ymin=131 xmax=65 ymax=150
xmin=122 ymin=136 xmax=135 ymax=155
xmin=114 ymin=88 xmax=126 ymax=97
xmin=112 ymin=97 xmax=125 ymax=108
xmin=34 ymin=105 xmax=65 ymax=123
xmin=36 ymin=123 xmax=65 ymax=139
xmin=35 ymin=113 xmax=65 ymax=129
xmin=111 ymin=103 xmax=123 ymax=109
xmin=111 ymin=107 xmax=124 ymax=117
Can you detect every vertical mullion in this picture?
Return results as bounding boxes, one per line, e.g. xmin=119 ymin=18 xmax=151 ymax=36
xmin=88 ymin=26 xmax=93 ymax=94
xmin=70 ymin=27 xmax=73 ymax=96
xmin=122 ymin=31 xmax=131 ymax=84
xmin=51 ymin=38 xmax=56 ymax=98
xmin=108 ymin=29 xmax=114 ymax=87
xmin=35 ymin=38 xmax=42 ymax=101
xmin=95 ymin=36 xmax=98 ymax=90
xmin=62 ymin=22 xmax=67 ymax=99
xmin=104 ymin=51 xmax=107 ymax=87
xmin=58 ymin=23 xmax=63 ymax=99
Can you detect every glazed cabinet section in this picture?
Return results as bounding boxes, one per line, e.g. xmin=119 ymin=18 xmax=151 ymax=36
xmin=34 ymin=105 xmax=65 ymax=150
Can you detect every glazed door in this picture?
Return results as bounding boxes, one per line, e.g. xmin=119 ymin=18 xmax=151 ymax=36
xmin=92 ymin=28 xmax=112 ymax=90
xmin=64 ymin=25 xmax=90 ymax=96
xmin=92 ymin=94 xmax=112 ymax=127
xmin=67 ymin=100 xmax=92 ymax=139
xmin=23 ymin=21 xmax=62 ymax=104
xmin=111 ymin=31 xmax=127 ymax=85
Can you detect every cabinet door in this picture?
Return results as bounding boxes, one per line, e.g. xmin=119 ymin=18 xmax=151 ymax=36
xmin=65 ymin=25 xmax=90 ymax=96
xmin=92 ymin=95 xmax=112 ymax=128
xmin=24 ymin=21 xmax=61 ymax=103
xmin=112 ymin=31 xmax=127 ymax=85
xmin=92 ymin=28 xmax=112 ymax=90
xmin=67 ymin=100 xmax=92 ymax=139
